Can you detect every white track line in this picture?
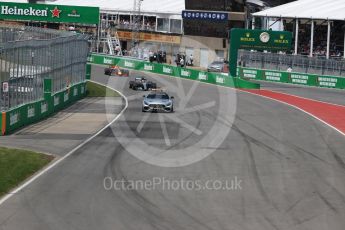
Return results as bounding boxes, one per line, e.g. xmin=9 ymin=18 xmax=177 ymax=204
xmin=0 ymin=80 xmax=129 ymax=206
xmin=255 ymin=79 xmax=345 ymax=92
xmin=240 ymin=89 xmax=345 ymax=137
xmin=258 ymin=88 xmax=345 ymax=108
xmin=135 ymin=68 xmax=345 ymax=137
xmin=3 ymin=67 xmax=342 ymax=208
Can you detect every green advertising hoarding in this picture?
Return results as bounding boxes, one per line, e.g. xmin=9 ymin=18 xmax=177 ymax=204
xmin=229 ymin=28 xmax=292 ymax=77
xmin=2 ymin=81 xmax=87 ymax=135
xmin=232 ymin=29 xmax=292 ymax=51
xmin=0 ymin=2 xmax=99 ymax=24
xmin=88 ymin=53 xmax=260 ymax=90
xmin=238 ymin=67 xmax=345 ymax=90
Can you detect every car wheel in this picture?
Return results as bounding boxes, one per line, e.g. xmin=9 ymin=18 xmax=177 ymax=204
xmin=142 ymin=107 xmax=146 ymax=112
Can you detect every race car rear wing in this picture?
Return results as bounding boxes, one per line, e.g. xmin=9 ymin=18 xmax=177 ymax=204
xmin=150 ymin=87 xmax=165 ymax=92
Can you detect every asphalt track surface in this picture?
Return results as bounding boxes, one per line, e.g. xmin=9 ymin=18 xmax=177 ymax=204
xmin=0 ymin=97 xmax=123 ymax=156
xmin=1 ymin=65 xmax=345 ymax=230
xmin=257 ymin=80 xmax=345 ymax=106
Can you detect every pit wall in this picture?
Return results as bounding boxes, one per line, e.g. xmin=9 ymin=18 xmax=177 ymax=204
xmin=237 ymin=67 xmax=345 ymax=89
xmin=88 ymin=53 xmax=260 ymax=90
xmin=0 ymin=80 xmax=87 ymax=135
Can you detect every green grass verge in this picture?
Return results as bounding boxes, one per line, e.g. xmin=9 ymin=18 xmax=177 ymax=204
xmin=0 ymin=147 xmax=53 ymax=197
xmin=86 ymin=81 xmax=120 ymax=97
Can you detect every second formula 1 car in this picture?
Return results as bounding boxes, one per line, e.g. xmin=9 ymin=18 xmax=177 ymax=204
xmin=104 ymin=65 xmax=129 ymax=77
xmin=129 ymin=77 xmax=157 ymax=91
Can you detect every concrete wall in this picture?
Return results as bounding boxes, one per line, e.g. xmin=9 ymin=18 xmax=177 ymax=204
xmin=179 ymin=35 xmax=229 ymax=68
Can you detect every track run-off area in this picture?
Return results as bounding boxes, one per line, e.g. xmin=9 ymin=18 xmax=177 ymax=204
xmin=0 ymin=64 xmax=345 ymax=230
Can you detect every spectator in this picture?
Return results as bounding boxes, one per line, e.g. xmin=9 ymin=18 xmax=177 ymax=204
xmin=188 ymin=54 xmax=193 ymax=66
xmin=115 ymin=44 xmax=121 ymax=55
xmin=149 ymin=50 xmax=154 ymax=62
xmin=180 ymin=56 xmax=185 ymax=68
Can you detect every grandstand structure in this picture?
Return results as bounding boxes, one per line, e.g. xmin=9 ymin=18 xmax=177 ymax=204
xmin=253 ymin=0 xmax=345 ymax=60
xmin=1 ymin=0 xmax=184 ymax=61
xmin=6 ymin=0 xmax=345 ymax=75
xmin=0 ymin=1 xmax=247 ymax=68
xmin=240 ymin=0 xmax=345 ymax=76
xmin=44 ymin=0 xmax=184 ymax=60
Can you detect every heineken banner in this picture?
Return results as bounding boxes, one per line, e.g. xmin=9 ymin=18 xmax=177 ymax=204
xmin=0 ymin=2 xmax=99 ymax=24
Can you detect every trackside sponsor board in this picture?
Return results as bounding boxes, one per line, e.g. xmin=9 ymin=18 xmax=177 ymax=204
xmin=143 ymin=64 xmax=154 ymax=71
xmin=88 ymin=54 xmax=261 ymax=89
xmin=3 ymin=82 xmax=86 ymax=135
xmin=27 ymin=106 xmax=35 ymax=118
xmin=216 ymin=76 xmax=225 ymax=84
xmin=318 ymin=77 xmax=337 ymax=88
xmin=54 ymin=95 xmax=60 ymax=106
xmin=103 ymin=57 xmax=113 ymax=65
xmin=9 ymin=112 xmax=19 ymax=126
xmin=0 ymin=2 xmax=99 ymax=24
xmin=124 ymin=61 xmax=134 ymax=68
xmin=64 ymin=92 xmax=69 ymax=102
xmin=239 ymin=67 xmax=345 ymax=90
xmin=243 ymin=69 xmax=258 ymax=79
xmin=181 ymin=69 xmax=191 ymax=77
xmin=229 ymin=29 xmax=292 ymax=77
xmin=264 ymin=71 xmax=282 ymax=82
xmin=73 ymin=87 xmax=78 ymax=96
xmin=290 ymin=74 xmax=308 ymax=85
xmin=198 ymin=72 xmax=208 ymax=81
xmin=87 ymin=56 xmax=94 ymax=63
xmin=41 ymin=102 xmax=48 ymax=114
xmin=162 ymin=66 xmax=173 ymax=75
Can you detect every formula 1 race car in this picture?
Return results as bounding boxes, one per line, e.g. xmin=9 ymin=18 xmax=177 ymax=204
xmin=129 ymin=77 xmax=157 ymax=91
xmin=104 ymin=65 xmax=129 ymax=77
xmin=142 ymin=91 xmax=174 ymax=113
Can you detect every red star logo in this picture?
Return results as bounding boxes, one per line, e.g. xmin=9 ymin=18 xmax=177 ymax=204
xmin=51 ymin=7 xmax=61 ymax=18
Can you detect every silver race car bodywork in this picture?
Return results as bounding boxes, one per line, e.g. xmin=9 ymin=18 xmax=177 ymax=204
xmin=142 ymin=92 xmax=174 ymax=112
xmin=129 ymin=77 xmax=157 ymax=91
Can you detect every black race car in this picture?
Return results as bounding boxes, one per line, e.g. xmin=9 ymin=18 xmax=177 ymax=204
xmin=104 ymin=65 xmax=129 ymax=77
xmin=129 ymin=77 xmax=157 ymax=91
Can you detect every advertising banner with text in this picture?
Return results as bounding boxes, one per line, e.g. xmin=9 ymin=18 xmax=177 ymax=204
xmin=0 ymin=2 xmax=99 ymax=24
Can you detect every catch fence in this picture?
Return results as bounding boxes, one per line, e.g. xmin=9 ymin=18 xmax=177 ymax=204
xmin=0 ymin=25 xmax=89 ymax=111
xmin=239 ymin=50 xmax=345 ymax=77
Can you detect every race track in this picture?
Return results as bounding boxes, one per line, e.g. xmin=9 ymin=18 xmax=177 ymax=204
xmin=1 ymin=65 xmax=345 ymax=230
xmin=258 ymin=80 xmax=345 ymax=106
